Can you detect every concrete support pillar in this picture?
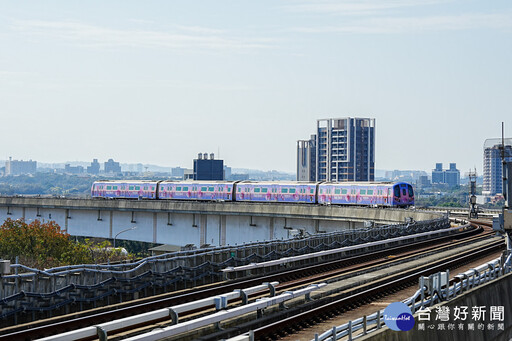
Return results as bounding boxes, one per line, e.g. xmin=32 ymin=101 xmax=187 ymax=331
xmin=22 ymin=207 xmax=25 ymax=220
xmin=269 ymin=217 xmax=274 ymax=240
xmin=109 ymin=211 xmax=113 ymax=239
xmin=200 ymin=214 xmax=207 ymax=246
xmin=314 ymin=219 xmax=319 ymax=233
xmin=65 ymin=209 xmax=69 ymax=232
xmin=219 ymin=215 xmax=226 ymax=246
xmin=153 ymin=212 xmax=157 ymax=243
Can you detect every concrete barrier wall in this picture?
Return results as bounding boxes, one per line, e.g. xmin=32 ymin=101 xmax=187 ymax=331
xmin=361 ymin=272 xmax=512 ymax=341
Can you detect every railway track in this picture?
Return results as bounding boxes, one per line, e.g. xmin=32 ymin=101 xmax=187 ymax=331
xmin=0 ymin=222 xmax=499 ymax=340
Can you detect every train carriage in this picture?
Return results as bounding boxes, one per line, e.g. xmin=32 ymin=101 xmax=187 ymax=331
xmin=159 ymin=181 xmax=236 ymax=201
xmin=317 ymin=182 xmax=414 ymax=207
xmin=91 ymin=180 xmax=159 ymax=199
xmin=235 ymin=181 xmax=317 ymax=203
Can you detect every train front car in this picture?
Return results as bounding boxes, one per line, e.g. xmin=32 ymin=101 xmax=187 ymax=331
xmin=158 ymin=181 xmax=236 ymax=201
xmin=235 ymin=181 xmax=317 ymax=203
xmin=391 ymin=182 xmax=415 ymax=207
xmin=318 ymin=182 xmax=395 ymax=206
xmin=91 ymin=180 xmax=159 ymax=199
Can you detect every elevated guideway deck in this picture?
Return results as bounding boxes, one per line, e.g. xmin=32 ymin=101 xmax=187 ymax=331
xmin=0 ymin=196 xmax=442 ymax=247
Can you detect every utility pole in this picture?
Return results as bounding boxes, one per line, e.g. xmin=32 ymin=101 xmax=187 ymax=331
xmin=467 ymin=169 xmax=478 ymax=219
xmin=498 ymin=122 xmax=512 ymax=250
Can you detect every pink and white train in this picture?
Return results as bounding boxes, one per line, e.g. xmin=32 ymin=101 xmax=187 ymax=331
xmin=91 ymin=181 xmax=414 ymax=207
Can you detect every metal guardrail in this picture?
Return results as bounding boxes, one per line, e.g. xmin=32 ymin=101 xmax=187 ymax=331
xmin=36 ymin=282 xmax=325 ymax=341
xmin=0 ymin=217 xmax=450 ymax=323
xmin=221 ymin=226 xmax=461 ymax=277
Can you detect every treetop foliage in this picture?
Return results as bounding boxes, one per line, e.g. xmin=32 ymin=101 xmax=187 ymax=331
xmin=0 ymin=218 xmax=131 ymax=270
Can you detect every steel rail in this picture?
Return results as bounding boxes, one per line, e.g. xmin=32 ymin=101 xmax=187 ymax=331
xmin=250 ymin=240 xmax=504 ymax=341
xmin=0 ymin=225 xmax=487 ymax=340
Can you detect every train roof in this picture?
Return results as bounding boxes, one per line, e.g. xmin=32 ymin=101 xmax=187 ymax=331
xmin=93 ymin=180 xmax=160 ymax=183
xmin=159 ymin=180 xmax=238 ymax=184
xmin=320 ymin=181 xmax=398 ymax=186
xmin=238 ymin=181 xmax=319 ymax=186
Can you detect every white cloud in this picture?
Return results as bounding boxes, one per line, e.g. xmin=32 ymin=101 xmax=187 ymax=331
xmin=290 ymin=12 xmax=512 ymax=34
xmin=10 ymin=20 xmax=273 ymax=51
xmin=283 ymin=0 xmax=448 ymax=16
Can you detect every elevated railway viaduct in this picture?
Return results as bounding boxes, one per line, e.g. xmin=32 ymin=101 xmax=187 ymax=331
xmin=0 ymin=197 xmax=441 ymax=247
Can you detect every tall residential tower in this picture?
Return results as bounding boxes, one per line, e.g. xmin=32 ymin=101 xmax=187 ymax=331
xmin=297 ymin=117 xmax=375 ymax=182
xmin=483 ymin=138 xmax=512 ymax=196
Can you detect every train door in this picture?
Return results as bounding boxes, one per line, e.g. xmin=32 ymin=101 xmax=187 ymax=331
xmin=393 ymin=185 xmax=401 ymax=206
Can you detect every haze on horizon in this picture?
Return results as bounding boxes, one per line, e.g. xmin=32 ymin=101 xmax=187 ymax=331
xmin=1 ymin=1 xmax=511 ymax=175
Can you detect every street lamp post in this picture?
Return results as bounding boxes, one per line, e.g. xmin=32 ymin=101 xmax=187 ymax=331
xmin=113 ymin=226 xmax=137 ymax=248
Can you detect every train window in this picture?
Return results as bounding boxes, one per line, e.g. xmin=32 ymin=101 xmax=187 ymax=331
xmin=335 ymin=189 xmax=341 ymax=194
xmin=255 ymin=188 xmax=261 ymax=193
xmin=282 ymin=188 xmax=288 ymax=194
xmin=367 ymin=190 xmax=373 ymax=195
xmin=360 ymin=190 xmax=366 ymax=195
xmin=342 ymin=189 xmax=347 ymax=194
xmin=402 ymin=189 xmax=407 ymax=196
xmin=113 ymin=186 xmax=118 ymax=190
xmin=208 ymin=187 xmax=214 ymax=192
xmin=228 ymin=187 xmax=231 ymax=192
xmin=129 ymin=186 xmax=134 ymax=190
xmin=408 ymin=185 xmax=414 ymax=197
xmin=183 ymin=187 xmax=188 ymax=191
xmin=290 ymin=189 xmax=296 ymax=194
xmin=201 ymin=187 xmax=207 ymax=191
xmin=176 ymin=187 xmax=181 ymax=191
xmin=152 ymin=186 xmax=155 ymax=190
xmin=394 ymin=186 xmax=400 ymax=197
xmin=107 ymin=186 xmax=112 ymax=190
xmin=262 ymin=188 xmax=268 ymax=193
xmin=135 ymin=186 xmax=140 ymax=190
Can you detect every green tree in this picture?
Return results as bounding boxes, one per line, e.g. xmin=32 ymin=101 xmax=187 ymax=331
xmin=0 ymin=219 xmax=130 ymax=269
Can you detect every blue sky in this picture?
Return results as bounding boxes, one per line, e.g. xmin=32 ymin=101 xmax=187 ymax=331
xmin=1 ymin=1 xmax=511 ymax=174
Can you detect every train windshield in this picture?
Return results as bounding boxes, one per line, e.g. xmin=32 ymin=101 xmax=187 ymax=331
xmin=394 ymin=185 xmax=400 ymax=197
xmin=408 ymin=185 xmax=414 ymax=197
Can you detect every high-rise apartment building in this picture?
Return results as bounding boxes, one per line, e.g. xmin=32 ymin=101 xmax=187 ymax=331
xmin=297 ymin=117 xmax=375 ymax=182
xmin=87 ymin=159 xmax=100 ymax=174
xmin=432 ymin=163 xmax=444 ymax=184
xmin=297 ymin=136 xmax=316 ymax=181
xmin=104 ymin=158 xmax=121 ymax=174
xmin=483 ymin=138 xmax=512 ymax=196
xmin=5 ymin=157 xmax=37 ymax=176
xmin=431 ymin=163 xmax=460 ymax=187
xmin=445 ymin=163 xmax=460 ymax=187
